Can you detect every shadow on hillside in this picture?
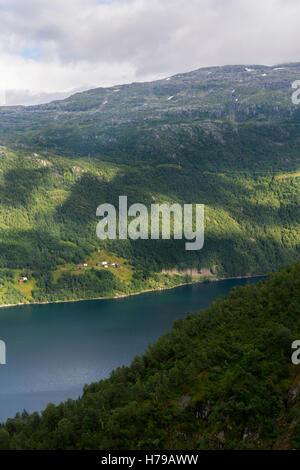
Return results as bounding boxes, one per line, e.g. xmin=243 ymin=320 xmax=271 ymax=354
xmin=0 ymin=228 xmax=86 ymax=270
xmin=53 ymin=167 xmax=299 ymax=277
xmin=0 ymin=168 xmax=51 ymax=207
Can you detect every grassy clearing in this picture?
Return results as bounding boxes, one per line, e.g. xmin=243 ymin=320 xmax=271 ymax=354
xmin=156 ymin=164 xmax=182 ymax=170
xmin=52 ymin=249 xmax=134 ymax=285
xmin=276 ymin=171 xmax=300 ymax=179
xmin=86 ymin=249 xmax=134 ymax=283
xmin=14 ymin=270 xmax=36 ymax=300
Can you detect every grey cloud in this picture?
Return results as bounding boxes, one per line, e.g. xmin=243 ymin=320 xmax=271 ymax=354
xmin=3 ymin=88 xmax=79 ymax=106
xmin=0 ymin=0 xmax=299 ymax=105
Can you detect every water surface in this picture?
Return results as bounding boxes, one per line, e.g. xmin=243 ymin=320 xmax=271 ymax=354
xmin=0 ymin=278 xmax=261 ymax=422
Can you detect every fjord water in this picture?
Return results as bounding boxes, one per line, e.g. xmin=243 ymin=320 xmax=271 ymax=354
xmin=0 ymin=278 xmax=260 ymax=422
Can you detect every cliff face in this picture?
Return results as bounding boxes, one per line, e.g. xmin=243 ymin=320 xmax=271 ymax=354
xmin=161 ymin=268 xmax=214 ymax=277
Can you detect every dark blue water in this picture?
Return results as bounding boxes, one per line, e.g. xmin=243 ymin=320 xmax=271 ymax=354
xmin=0 ymin=278 xmax=261 ymax=422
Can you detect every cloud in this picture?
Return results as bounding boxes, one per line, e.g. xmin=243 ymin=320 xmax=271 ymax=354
xmin=0 ymin=0 xmax=299 ymax=105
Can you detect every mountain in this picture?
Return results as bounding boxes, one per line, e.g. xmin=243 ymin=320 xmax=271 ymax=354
xmin=0 ymin=64 xmax=299 ymax=305
xmin=1 ymin=63 xmax=300 ymax=171
xmin=1 ymin=263 xmax=299 ymax=450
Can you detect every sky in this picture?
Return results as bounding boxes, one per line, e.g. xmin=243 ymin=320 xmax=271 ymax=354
xmin=0 ymin=0 xmax=299 ymax=105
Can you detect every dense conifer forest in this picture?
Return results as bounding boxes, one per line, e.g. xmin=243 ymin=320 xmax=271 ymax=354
xmin=0 ymin=263 xmax=299 ymax=450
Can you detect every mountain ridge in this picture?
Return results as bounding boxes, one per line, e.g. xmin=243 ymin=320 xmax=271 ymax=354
xmin=2 ymin=61 xmax=300 ymax=110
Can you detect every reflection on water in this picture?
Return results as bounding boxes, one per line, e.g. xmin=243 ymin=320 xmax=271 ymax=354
xmin=0 ymin=277 xmax=262 ymax=422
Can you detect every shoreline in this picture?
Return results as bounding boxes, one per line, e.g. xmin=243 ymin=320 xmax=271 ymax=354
xmin=0 ymin=274 xmax=265 ymax=310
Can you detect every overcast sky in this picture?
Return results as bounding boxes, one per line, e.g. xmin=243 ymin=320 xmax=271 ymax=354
xmin=0 ymin=0 xmax=299 ymax=105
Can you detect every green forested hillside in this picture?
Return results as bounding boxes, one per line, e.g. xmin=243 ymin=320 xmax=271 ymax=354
xmin=1 ymin=263 xmax=299 ymax=450
xmin=0 ymin=64 xmax=299 ymax=305
xmin=0 ymin=144 xmax=298 ymax=305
